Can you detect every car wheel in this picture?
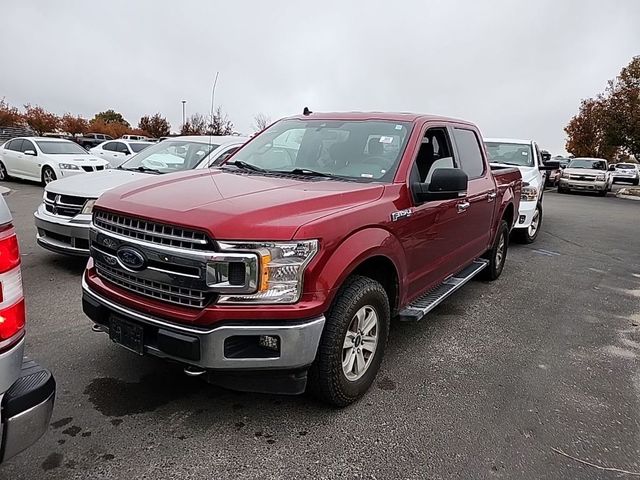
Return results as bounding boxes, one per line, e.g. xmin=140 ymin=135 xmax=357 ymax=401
xmin=0 ymin=161 xmax=9 ymax=181
xmin=513 ymin=204 xmax=541 ymax=244
xmin=633 ymin=180 xmax=639 ymax=186
xmin=308 ymin=275 xmax=390 ymax=407
xmin=41 ymin=166 xmax=57 ymax=186
xmin=598 ymin=189 xmax=607 ymax=197
xmin=481 ymin=220 xmax=509 ymax=281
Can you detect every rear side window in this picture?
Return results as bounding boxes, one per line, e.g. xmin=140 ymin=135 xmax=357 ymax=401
xmin=453 ymin=128 xmax=485 ymax=178
xmin=102 ymin=142 xmax=117 ymax=151
xmin=6 ymin=139 xmax=23 ymax=151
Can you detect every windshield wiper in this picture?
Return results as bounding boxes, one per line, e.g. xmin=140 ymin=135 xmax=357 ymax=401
xmin=121 ymin=166 xmax=162 ymax=174
xmin=278 ymin=168 xmax=334 ymax=178
xmin=226 ymin=160 xmax=267 ymax=172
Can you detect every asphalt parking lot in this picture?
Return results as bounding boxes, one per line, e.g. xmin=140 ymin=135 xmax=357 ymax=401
xmin=0 ymin=180 xmax=638 ymax=480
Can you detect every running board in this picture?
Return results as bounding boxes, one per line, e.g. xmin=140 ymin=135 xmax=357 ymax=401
xmin=397 ymin=259 xmax=489 ymax=322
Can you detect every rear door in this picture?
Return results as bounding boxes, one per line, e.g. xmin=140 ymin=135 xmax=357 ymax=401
xmin=2 ymin=139 xmax=23 ymax=175
xmin=100 ymin=141 xmax=124 ymax=163
xmin=451 ymin=126 xmax=496 ymax=259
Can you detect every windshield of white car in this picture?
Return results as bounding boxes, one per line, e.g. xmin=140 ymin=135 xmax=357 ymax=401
xmin=119 ymin=140 xmax=219 ymax=173
xmin=130 ymin=142 xmax=151 ymax=153
xmin=35 ymin=141 xmax=89 ymax=155
xmin=568 ymin=159 xmax=607 ymax=170
xmin=226 ymin=119 xmax=412 ymax=182
xmin=615 ymin=164 xmax=635 ymax=170
xmin=484 ymin=142 xmax=534 ymax=167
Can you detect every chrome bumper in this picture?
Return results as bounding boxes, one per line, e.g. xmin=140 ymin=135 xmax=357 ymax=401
xmin=34 ymin=205 xmax=91 ymax=256
xmin=559 ymin=179 xmax=607 ymax=191
xmin=82 ymin=276 xmax=325 ymax=371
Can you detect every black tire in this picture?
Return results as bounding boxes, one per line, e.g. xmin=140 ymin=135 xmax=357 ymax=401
xmin=0 ymin=161 xmax=9 ymax=181
xmin=633 ymin=180 xmax=639 ymax=186
xmin=481 ymin=220 xmax=509 ymax=281
xmin=41 ymin=166 xmax=57 ymax=186
xmin=513 ymin=204 xmax=542 ymax=244
xmin=308 ymin=275 xmax=390 ymax=407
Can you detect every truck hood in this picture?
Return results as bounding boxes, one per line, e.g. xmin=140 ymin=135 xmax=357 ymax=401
xmin=562 ymin=168 xmax=607 ymax=176
xmin=491 ymin=164 xmax=539 ymax=186
xmin=96 ymin=169 xmax=385 ymax=240
xmin=46 ymin=169 xmax=152 ymax=198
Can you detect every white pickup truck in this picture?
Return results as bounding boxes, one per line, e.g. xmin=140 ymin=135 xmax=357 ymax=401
xmin=484 ymin=138 xmax=549 ymax=244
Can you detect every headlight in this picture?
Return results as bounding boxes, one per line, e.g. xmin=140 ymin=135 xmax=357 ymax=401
xmin=81 ymin=199 xmax=97 ymax=214
xmin=214 ymin=240 xmax=319 ymax=304
xmin=59 ymin=163 xmax=79 ymax=170
xmin=595 ymin=174 xmax=605 ymax=181
xmin=521 ymin=185 xmax=538 ymax=201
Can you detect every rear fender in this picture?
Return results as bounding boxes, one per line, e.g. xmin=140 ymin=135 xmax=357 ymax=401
xmin=313 ymin=228 xmax=406 ymax=305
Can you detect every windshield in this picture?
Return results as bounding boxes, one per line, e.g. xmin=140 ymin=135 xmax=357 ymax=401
xmin=119 ymin=140 xmax=219 ymax=173
xmin=229 ymin=119 xmax=413 ymax=181
xmin=35 ymin=141 xmax=88 ymax=155
xmin=568 ymin=159 xmax=607 ymax=170
xmin=484 ymin=142 xmax=534 ymax=167
xmin=130 ymin=142 xmax=151 ymax=153
xmin=616 ymin=164 xmax=635 ymax=170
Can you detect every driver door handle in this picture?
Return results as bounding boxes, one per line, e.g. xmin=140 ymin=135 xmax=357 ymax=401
xmin=456 ymin=201 xmax=470 ymax=213
xmin=487 ymin=191 xmax=497 ymax=202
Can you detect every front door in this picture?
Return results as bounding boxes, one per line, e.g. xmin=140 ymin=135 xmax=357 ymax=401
xmin=21 ymin=139 xmax=41 ymax=179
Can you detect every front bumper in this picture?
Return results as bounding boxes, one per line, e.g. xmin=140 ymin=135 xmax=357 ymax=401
xmin=34 ymin=204 xmax=91 ymax=256
xmin=1 ymin=355 xmax=55 ymax=462
xmin=82 ymin=276 xmax=325 ymax=375
xmin=514 ymin=199 xmax=537 ymax=229
xmin=559 ymin=178 xmax=608 ymax=191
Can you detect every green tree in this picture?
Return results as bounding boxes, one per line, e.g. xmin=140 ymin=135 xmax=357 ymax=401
xmin=138 ymin=113 xmax=171 ymax=138
xmin=206 ymin=106 xmax=234 ymax=136
xmin=181 ymin=113 xmax=207 ymax=135
xmin=92 ymin=109 xmax=130 ymax=127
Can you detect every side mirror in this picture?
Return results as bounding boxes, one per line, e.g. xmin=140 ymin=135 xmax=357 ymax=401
xmin=608 ymin=165 xmax=616 ymax=171
xmin=123 ymin=151 xmax=130 ymax=155
xmin=24 ymin=150 xmax=37 ymax=156
xmin=413 ymin=168 xmax=468 ymax=202
xmin=539 ymin=160 xmax=560 ymax=171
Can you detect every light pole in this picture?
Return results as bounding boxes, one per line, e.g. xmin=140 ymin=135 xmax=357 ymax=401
xmin=181 ymin=100 xmax=186 ymax=130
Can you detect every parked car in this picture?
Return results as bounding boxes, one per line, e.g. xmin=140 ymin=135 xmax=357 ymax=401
xmin=82 ymin=112 xmax=522 ymax=406
xmin=120 ymin=135 xmax=149 ymax=141
xmin=34 ymin=135 xmax=248 ymax=256
xmin=90 ymin=140 xmax=153 ymax=167
xmin=0 ymin=195 xmax=55 ymax=463
xmin=610 ymin=162 xmax=639 ymax=185
xmin=558 ymin=157 xmax=612 ymax=195
xmin=0 ymin=137 xmax=110 ymax=185
xmin=75 ymin=133 xmax=113 ymax=150
xmin=485 ymin=138 xmax=551 ymax=243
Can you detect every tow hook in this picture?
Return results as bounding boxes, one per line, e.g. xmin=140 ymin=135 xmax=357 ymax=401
xmin=184 ymin=366 xmax=206 ymax=377
xmin=92 ymin=324 xmax=107 ymax=333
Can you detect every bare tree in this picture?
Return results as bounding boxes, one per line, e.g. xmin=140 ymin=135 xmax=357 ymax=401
xmin=252 ymin=113 xmax=271 ymax=132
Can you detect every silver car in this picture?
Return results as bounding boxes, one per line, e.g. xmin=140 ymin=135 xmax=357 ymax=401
xmin=0 ymin=194 xmax=55 ymax=462
xmin=34 ymin=135 xmax=248 ymax=256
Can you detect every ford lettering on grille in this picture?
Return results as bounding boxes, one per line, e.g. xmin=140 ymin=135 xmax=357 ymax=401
xmin=117 ymin=246 xmax=147 ymax=271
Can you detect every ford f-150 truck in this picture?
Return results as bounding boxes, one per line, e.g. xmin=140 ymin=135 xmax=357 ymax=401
xmin=82 ymin=112 xmax=521 ymax=406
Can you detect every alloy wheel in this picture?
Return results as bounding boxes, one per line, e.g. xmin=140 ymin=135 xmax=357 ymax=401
xmin=342 ymin=305 xmax=379 ymax=381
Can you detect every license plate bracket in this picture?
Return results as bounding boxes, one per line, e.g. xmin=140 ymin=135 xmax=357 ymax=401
xmin=109 ymin=316 xmax=144 ymax=355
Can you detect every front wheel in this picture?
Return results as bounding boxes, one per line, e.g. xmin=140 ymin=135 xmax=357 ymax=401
xmin=513 ymin=204 xmax=541 ymax=244
xmin=308 ymin=275 xmax=390 ymax=407
xmin=481 ymin=220 xmax=509 ymax=281
xmin=0 ymin=161 xmax=9 ymax=181
xmin=41 ymin=166 xmax=57 ymax=186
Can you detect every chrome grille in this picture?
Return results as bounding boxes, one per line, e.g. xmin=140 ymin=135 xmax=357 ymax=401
xmin=568 ymin=174 xmax=597 ymax=181
xmin=44 ymin=192 xmax=87 ymax=217
xmin=95 ymin=262 xmax=209 ymax=308
xmin=93 ymin=211 xmax=211 ymax=250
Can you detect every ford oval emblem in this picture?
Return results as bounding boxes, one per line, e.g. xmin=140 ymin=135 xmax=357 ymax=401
xmin=116 ymin=246 xmax=146 ymax=271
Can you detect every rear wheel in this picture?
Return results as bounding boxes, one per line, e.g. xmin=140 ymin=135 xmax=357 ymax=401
xmin=308 ymin=275 xmax=390 ymax=407
xmin=513 ymin=204 xmax=541 ymax=244
xmin=41 ymin=166 xmax=56 ymax=186
xmin=0 ymin=161 xmax=9 ymax=181
xmin=481 ymin=220 xmax=509 ymax=281
xmin=633 ymin=179 xmax=639 ymax=186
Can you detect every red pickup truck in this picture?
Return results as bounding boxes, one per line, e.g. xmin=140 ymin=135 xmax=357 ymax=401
xmin=82 ymin=112 xmax=521 ymax=406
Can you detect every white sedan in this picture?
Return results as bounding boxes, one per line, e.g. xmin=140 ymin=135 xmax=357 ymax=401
xmin=0 ymin=137 xmax=110 ymax=185
xmin=90 ymin=139 xmax=153 ymax=167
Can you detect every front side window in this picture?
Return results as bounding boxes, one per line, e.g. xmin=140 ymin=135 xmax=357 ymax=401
xmin=116 ymin=142 xmax=129 ymax=154
xmin=484 ymin=142 xmax=534 ymax=168
xmin=35 ymin=141 xmax=89 ymax=155
xmin=130 ymin=143 xmax=150 ymax=153
xmin=21 ymin=140 xmax=36 ymax=153
xmin=413 ymin=128 xmax=456 ymax=183
xmin=119 ymin=140 xmax=219 ymax=173
xmin=230 ymin=119 xmax=413 ymax=181
xmin=454 ymin=128 xmax=485 ymax=178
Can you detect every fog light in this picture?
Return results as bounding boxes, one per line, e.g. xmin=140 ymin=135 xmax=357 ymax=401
xmin=259 ymin=335 xmax=280 ymax=351
xmin=519 ymin=215 xmax=526 ymax=224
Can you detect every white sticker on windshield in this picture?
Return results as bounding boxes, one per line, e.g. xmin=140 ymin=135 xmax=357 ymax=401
xmin=395 ymin=124 xmax=402 ymax=130
xmin=379 ymin=136 xmax=394 ymax=144
xmin=361 ymin=173 xmax=374 ymax=178
xmin=522 ymin=151 xmax=529 ymax=155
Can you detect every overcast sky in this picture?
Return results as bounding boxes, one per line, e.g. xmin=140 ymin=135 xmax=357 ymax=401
xmin=1 ymin=0 xmax=639 ymax=154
